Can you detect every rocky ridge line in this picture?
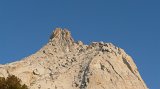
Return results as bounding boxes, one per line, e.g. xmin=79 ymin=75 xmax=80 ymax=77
xmin=0 ymin=28 xmax=148 ymax=89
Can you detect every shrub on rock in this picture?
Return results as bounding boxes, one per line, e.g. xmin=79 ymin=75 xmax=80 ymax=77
xmin=0 ymin=75 xmax=28 ymax=89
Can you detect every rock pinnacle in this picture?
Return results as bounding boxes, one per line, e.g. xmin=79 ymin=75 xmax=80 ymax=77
xmin=49 ymin=28 xmax=75 ymax=52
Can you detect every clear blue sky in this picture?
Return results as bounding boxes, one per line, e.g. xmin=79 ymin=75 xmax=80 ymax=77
xmin=0 ymin=0 xmax=159 ymax=89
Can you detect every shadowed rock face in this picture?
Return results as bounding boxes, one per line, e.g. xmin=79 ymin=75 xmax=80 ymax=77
xmin=0 ymin=28 xmax=148 ymax=89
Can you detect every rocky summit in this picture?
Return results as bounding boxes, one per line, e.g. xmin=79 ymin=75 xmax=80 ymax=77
xmin=0 ymin=28 xmax=148 ymax=89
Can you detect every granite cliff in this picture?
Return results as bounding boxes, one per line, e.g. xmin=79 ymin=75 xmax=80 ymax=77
xmin=0 ymin=28 xmax=148 ymax=89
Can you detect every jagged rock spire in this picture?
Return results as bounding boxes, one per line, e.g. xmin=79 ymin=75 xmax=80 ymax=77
xmin=50 ymin=28 xmax=74 ymax=44
xmin=49 ymin=28 xmax=74 ymax=52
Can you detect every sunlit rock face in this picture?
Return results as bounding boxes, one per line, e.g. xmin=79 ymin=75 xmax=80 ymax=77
xmin=0 ymin=28 xmax=148 ymax=89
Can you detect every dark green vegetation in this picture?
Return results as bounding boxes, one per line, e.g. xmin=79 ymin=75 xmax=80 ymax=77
xmin=0 ymin=75 xmax=28 ymax=89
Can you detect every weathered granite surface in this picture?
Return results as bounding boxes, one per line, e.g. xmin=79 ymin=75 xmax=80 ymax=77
xmin=0 ymin=28 xmax=148 ymax=89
